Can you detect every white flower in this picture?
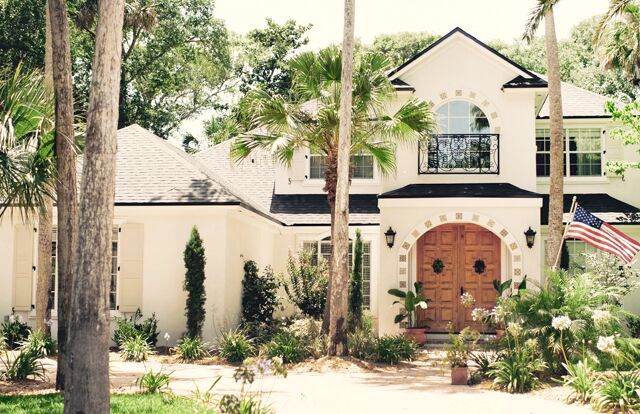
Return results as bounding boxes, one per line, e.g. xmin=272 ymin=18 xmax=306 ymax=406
xmin=551 ymin=316 xmax=572 ymax=331
xmin=596 ymin=335 xmax=617 ymax=354
xmin=460 ymin=292 xmax=476 ymax=308
xmin=592 ymin=309 xmax=611 ymax=326
xmin=45 ymin=319 xmax=53 ymax=327
xmin=16 ymin=314 xmax=22 ymax=323
xmin=8 ymin=315 xmax=15 ymax=324
xmin=164 ymin=332 xmax=171 ymax=342
xmin=507 ymin=322 xmax=523 ymax=336
xmin=471 ymin=308 xmax=490 ymax=322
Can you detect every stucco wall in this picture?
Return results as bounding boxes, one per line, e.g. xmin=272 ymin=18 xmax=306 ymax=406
xmin=377 ymin=197 xmax=542 ymax=335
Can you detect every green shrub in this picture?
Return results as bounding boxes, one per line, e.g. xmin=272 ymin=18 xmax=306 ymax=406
xmin=349 ymin=229 xmax=364 ymax=328
xmin=470 ymin=351 xmax=498 ymax=379
xmin=219 ymin=394 xmax=272 ymax=414
xmin=183 ymin=226 xmax=207 ymax=339
xmin=0 ymin=349 xmax=46 ymax=381
xmin=263 ymin=331 xmax=306 ymax=364
xmin=282 ymin=251 xmax=327 ymax=320
xmin=137 ymin=369 xmax=172 ymax=394
xmin=174 ymin=336 xmax=209 ymax=362
xmin=112 ymin=309 xmax=160 ymax=348
xmin=444 ymin=328 xmax=479 ymax=368
xmin=374 ymin=335 xmax=417 ymax=365
xmin=242 ymin=260 xmax=280 ymax=326
xmin=562 ymin=360 xmax=596 ymax=403
xmin=218 ymin=330 xmax=254 ymax=363
xmin=121 ymin=334 xmax=153 ymax=362
xmin=592 ymin=371 xmax=640 ymax=413
xmin=625 ymin=313 xmax=640 ymax=338
xmin=285 ymin=318 xmax=327 ymax=358
xmin=20 ymin=330 xmax=57 ymax=357
xmin=347 ymin=326 xmax=376 ymax=360
xmin=489 ymin=347 xmax=546 ymax=393
xmin=0 ymin=315 xmax=31 ymax=350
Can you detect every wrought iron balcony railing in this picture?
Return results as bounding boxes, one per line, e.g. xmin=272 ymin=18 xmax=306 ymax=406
xmin=418 ymin=133 xmax=500 ymax=174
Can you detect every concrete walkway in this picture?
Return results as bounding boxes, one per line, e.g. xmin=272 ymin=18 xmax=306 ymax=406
xmin=103 ymin=354 xmax=594 ymax=414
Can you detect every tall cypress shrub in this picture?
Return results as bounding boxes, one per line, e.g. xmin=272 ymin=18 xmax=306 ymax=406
xmin=183 ymin=226 xmax=206 ymax=338
xmin=349 ymin=229 xmax=364 ymax=328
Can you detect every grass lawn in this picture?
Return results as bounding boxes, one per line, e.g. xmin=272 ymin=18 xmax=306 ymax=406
xmin=0 ymin=393 xmax=214 ymax=414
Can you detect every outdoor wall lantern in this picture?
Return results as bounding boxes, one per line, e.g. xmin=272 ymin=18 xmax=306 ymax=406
xmin=385 ymin=227 xmax=397 ymax=248
xmin=524 ymin=227 xmax=537 ymax=248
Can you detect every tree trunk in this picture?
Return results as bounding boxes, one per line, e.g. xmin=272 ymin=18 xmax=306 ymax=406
xmin=48 ymin=0 xmax=78 ymax=390
xmin=328 ymin=0 xmax=355 ymax=357
xmin=35 ymin=2 xmax=54 ymax=336
xmin=544 ymin=9 xmax=565 ymax=268
xmin=36 ymin=198 xmax=53 ymax=335
xmin=64 ymin=1 xmax=125 ymax=412
xmin=322 ymin=151 xmax=337 ymax=333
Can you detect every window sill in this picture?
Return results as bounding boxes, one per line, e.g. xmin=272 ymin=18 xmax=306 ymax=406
xmin=536 ymin=177 xmax=610 ymax=185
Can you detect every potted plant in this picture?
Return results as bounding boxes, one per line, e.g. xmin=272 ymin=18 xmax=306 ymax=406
xmin=444 ymin=327 xmax=479 ymax=385
xmin=388 ymin=282 xmax=429 ymax=345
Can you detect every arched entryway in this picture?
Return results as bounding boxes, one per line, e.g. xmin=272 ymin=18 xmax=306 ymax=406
xmin=416 ymin=223 xmax=501 ymax=332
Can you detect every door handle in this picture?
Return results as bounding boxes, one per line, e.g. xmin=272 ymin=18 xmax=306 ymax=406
xmin=460 ymin=286 xmax=464 ymax=296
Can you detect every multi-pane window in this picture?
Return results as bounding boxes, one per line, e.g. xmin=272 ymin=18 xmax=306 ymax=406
xmin=565 ymin=239 xmax=598 ymax=273
xmin=50 ymin=227 xmax=119 ymax=311
xmin=436 ymin=100 xmax=490 ymax=134
xmin=302 ymin=237 xmax=372 ymax=308
xmin=308 ymin=153 xmax=374 ymax=179
xmin=536 ymin=128 xmax=602 ymax=177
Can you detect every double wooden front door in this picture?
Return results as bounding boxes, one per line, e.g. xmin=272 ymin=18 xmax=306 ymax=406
xmin=417 ymin=223 xmax=500 ymax=332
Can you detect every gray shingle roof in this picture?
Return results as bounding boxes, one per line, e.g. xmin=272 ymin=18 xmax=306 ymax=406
xmin=194 ymin=141 xmax=379 ymax=226
xmin=113 ymin=125 xmax=240 ymax=205
xmin=537 ymin=81 xmax=611 ymax=119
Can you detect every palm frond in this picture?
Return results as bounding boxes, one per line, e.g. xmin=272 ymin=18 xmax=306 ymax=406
xmin=523 ymin=0 xmax=561 ymax=43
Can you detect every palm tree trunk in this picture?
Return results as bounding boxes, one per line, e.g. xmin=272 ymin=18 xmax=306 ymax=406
xmin=322 ymin=151 xmax=338 ymax=333
xmin=35 ymin=2 xmax=54 ymax=336
xmin=329 ymin=0 xmax=355 ymax=356
xmin=48 ymin=0 xmax=78 ymax=390
xmin=544 ymin=8 xmax=565 ymax=268
xmin=64 ymin=0 xmax=125 ymax=411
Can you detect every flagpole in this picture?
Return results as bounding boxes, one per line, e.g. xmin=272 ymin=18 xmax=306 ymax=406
xmin=552 ymin=196 xmax=578 ymax=270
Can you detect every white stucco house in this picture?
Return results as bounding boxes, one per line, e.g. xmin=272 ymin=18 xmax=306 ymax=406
xmin=2 ymin=28 xmax=639 ymax=344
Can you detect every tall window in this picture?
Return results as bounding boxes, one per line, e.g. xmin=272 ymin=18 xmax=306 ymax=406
xmin=50 ymin=227 xmax=119 ymax=311
xmin=536 ymin=128 xmax=602 ymax=177
xmin=302 ymin=237 xmax=372 ymax=308
xmin=308 ymin=153 xmax=374 ymax=180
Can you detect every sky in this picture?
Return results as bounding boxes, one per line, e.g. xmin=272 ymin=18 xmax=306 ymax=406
xmin=215 ymin=0 xmax=609 ymax=48
xmin=178 ymin=0 xmax=609 ymax=142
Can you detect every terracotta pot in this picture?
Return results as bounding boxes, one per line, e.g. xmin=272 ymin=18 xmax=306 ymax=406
xmin=451 ymin=366 xmax=469 ymax=385
xmin=404 ymin=328 xmax=427 ymax=346
xmin=495 ymin=329 xmax=505 ymax=339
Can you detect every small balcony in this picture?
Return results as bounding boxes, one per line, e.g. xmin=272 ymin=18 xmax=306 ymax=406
xmin=418 ymin=133 xmax=500 ymax=174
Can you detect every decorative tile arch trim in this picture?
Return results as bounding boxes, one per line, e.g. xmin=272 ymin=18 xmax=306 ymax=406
xmin=396 ymin=211 xmax=523 ymax=289
xmin=428 ymin=89 xmax=501 ymax=134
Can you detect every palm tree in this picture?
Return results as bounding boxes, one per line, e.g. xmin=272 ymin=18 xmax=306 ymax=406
xmin=64 ymin=0 xmax=125 ymax=411
xmin=524 ymin=0 xmax=565 ymax=268
xmin=0 ymin=66 xmax=55 ymax=217
xmin=232 ymin=47 xmax=435 ymax=340
xmin=232 ymin=48 xmax=435 ymax=230
xmin=594 ymin=0 xmax=640 ymax=85
xmin=329 ymin=0 xmax=356 ymax=356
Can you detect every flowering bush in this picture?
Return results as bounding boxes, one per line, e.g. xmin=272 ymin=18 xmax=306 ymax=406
xmin=596 ymin=335 xmax=617 ymax=354
xmin=460 ymin=292 xmax=475 ymax=308
xmin=551 ymin=315 xmax=572 ymax=331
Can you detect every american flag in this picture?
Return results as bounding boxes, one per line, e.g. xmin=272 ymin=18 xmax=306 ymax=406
xmin=565 ymin=204 xmax=640 ymax=263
